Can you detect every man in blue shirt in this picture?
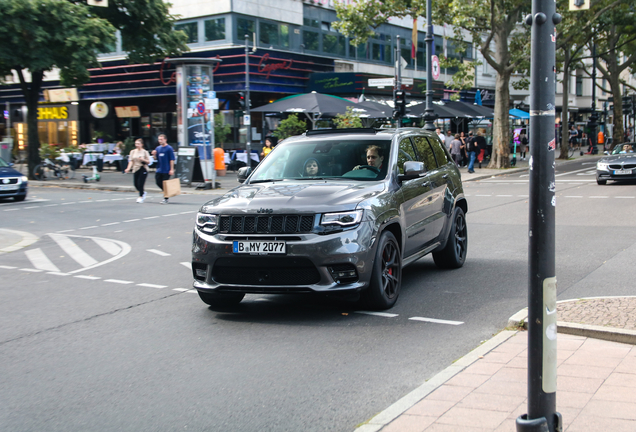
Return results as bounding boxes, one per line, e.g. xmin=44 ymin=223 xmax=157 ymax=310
xmin=152 ymin=133 xmax=175 ymax=204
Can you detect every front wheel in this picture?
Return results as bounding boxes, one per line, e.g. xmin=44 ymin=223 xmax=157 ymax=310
xmin=32 ymin=164 xmax=46 ymax=180
xmin=433 ymin=207 xmax=468 ymax=269
xmin=362 ymin=231 xmax=402 ymax=310
xmin=596 ymin=178 xmax=607 ymax=185
xmin=198 ymin=291 xmax=245 ymax=308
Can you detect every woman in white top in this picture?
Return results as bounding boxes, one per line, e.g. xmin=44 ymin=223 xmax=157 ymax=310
xmin=124 ymin=139 xmax=151 ymax=203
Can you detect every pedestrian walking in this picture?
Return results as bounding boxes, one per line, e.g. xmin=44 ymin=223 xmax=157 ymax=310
xmin=519 ymin=130 xmax=528 ymax=160
xmin=124 ymin=138 xmax=150 ymax=203
xmin=449 ymin=134 xmax=463 ymax=166
xmin=444 ymin=130 xmax=454 ymax=150
xmin=459 ymin=131 xmax=468 ymax=166
xmin=151 ymin=133 xmax=175 ymax=204
xmin=475 ymin=130 xmax=487 ymax=168
xmin=466 ymin=131 xmax=476 ymax=173
xmin=436 ymin=128 xmax=445 ymax=144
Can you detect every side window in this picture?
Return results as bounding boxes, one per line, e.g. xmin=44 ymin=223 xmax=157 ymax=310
xmin=427 ymin=136 xmax=451 ymax=166
xmin=397 ymin=138 xmax=417 ymax=174
xmin=412 ymin=136 xmax=438 ymax=170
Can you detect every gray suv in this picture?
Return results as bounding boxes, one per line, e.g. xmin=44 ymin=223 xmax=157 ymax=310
xmin=192 ymin=128 xmax=468 ymax=310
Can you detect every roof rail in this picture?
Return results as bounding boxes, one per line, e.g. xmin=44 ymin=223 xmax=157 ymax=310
xmin=305 ymin=128 xmax=379 ymax=136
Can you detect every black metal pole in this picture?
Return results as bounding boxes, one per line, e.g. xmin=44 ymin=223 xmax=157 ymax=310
xmin=587 ymin=41 xmax=598 ymax=154
xmin=423 ymin=0 xmax=436 ymax=130
xmin=516 ymin=2 xmax=562 ymax=432
xmin=245 ymin=34 xmax=251 ymax=162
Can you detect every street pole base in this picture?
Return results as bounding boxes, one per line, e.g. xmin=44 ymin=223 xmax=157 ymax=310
xmin=516 ymin=412 xmax=562 ymax=432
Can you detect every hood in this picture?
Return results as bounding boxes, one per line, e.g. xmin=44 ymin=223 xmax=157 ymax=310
xmin=599 ymin=154 xmax=636 ymax=164
xmin=201 ymin=181 xmax=385 ymax=214
xmin=0 ymin=167 xmax=23 ymax=177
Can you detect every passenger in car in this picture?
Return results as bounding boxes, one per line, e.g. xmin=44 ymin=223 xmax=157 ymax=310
xmin=303 ymin=158 xmax=321 ymax=177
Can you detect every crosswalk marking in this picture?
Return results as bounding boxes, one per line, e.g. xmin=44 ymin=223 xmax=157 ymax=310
xmin=93 ymin=238 xmax=122 ymax=256
xmin=25 ymin=248 xmax=61 ymax=272
xmin=49 ymin=233 xmax=98 ymax=268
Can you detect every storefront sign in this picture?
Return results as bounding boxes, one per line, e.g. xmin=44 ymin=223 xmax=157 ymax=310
xmin=43 ymin=88 xmax=79 ymax=103
xmin=258 ymin=53 xmax=292 ymax=79
xmin=115 ymin=106 xmax=141 ymax=118
xmin=90 ymin=101 xmax=109 ymax=119
xmin=37 ymin=106 xmax=68 ymax=120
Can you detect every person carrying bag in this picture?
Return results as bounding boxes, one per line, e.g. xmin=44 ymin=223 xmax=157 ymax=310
xmin=124 ymin=138 xmax=150 ymax=203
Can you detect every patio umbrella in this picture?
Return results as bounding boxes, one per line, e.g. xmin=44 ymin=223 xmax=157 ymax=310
xmin=251 ymin=92 xmax=387 ymax=128
xmin=407 ymin=101 xmax=469 ymax=119
xmin=509 ymin=108 xmax=530 ymax=119
xmin=443 ymin=101 xmax=494 ymax=118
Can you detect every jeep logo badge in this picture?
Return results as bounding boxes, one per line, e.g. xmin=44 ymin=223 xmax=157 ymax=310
xmin=257 ymin=208 xmax=273 ymax=214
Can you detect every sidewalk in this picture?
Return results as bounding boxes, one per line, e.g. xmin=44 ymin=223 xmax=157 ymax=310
xmin=18 ymin=150 xmax=600 ymax=195
xmin=357 ymin=297 xmax=636 ymax=432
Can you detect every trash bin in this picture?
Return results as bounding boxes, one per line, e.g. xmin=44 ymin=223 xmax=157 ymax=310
xmin=214 ymin=147 xmax=226 ymax=176
xmin=96 ymin=158 xmax=104 ymax=172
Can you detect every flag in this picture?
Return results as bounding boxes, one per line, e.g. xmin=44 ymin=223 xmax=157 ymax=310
xmin=412 ymin=18 xmax=418 ymax=59
xmin=475 ymin=89 xmax=482 ymax=106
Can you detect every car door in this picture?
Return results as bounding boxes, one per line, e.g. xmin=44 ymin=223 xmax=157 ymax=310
xmin=397 ymin=137 xmax=435 ymax=257
xmin=411 ymin=136 xmax=448 ymax=245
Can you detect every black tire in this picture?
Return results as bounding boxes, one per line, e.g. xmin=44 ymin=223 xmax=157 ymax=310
xmin=14 ymin=195 xmax=26 ymax=202
xmin=33 ymin=164 xmax=45 ymax=180
xmin=362 ymin=231 xmax=402 ymax=310
xmin=433 ymin=207 xmax=468 ymax=269
xmin=198 ymin=291 xmax=245 ymax=307
xmin=596 ymin=178 xmax=607 ymax=185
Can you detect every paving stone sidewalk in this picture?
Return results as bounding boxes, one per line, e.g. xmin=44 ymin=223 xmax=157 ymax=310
xmin=558 ymin=297 xmax=636 ymax=330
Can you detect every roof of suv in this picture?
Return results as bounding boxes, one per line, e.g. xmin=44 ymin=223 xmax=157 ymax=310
xmin=303 ymin=127 xmax=436 ymax=139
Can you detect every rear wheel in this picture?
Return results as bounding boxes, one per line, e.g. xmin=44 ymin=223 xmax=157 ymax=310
xmin=32 ymin=164 xmax=46 ymax=180
xmin=198 ymin=291 xmax=245 ymax=308
xmin=362 ymin=231 xmax=401 ymax=310
xmin=433 ymin=207 xmax=468 ymax=269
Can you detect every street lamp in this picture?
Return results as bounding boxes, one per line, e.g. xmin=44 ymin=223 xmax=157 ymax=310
xmin=422 ymin=0 xmax=437 ymax=131
xmin=586 ymin=38 xmax=598 ymax=154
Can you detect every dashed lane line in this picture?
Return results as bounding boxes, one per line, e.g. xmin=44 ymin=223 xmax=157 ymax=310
xmin=137 ymin=283 xmax=168 ymax=289
xmin=173 ymin=288 xmax=197 ymax=293
xmin=409 ymin=317 xmax=464 ymax=325
xmin=147 ymin=249 xmax=171 ymax=256
xmin=104 ymin=279 xmax=134 ymax=284
xmin=143 ymin=216 xmax=160 ymax=220
xmin=74 ymin=275 xmax=101 ymax=280
xmin=101 ymin=222 xmax=120 ymax=226
xmin=123 ymin=219 xmax=140 ymax=223
xmin=20 ymin=268 xmax=43 ymax=272
xmin=355 ymin=311 xmax=399 ymax=318
xmin=590 ymin=196 xmax=609 ymax=199
xmin=80 ymin=226 xmax=98 ymax=230
xmin=0 ymin=265 xmax=17 ymax=269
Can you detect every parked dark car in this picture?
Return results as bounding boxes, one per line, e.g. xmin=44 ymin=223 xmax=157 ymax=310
xmin=596 ymin=142 xmax=636 ymax=185
xmin=192 ymin=128 xmax=468 ymax=310
xmin=0 ymin=157 xmax=28 ymax=201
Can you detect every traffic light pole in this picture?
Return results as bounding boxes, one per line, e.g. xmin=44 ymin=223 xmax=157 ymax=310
xmin=516 ymin=2 xmax=562 ymax=432
xmin=245 ymin=34 xmax=252 ymax=165
xmin=587 ymin=40 xmax=598 ymax=154
xmin=423 ymin=0 xmax=436 ymax=131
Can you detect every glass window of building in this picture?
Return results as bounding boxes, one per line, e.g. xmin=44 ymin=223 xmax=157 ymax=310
xmin=175 ymin=22 xmax=198 ymax=44
xmin=576 ymin=75 xmax=583 ymax=96
xmin=205 ymin=18 xmax=225 ymax=41
xmin=280 ymin=25 xmax=289 ymax=48
xmin=323 ymin=34 xmax=345 ymax=56
xmin=303 ymin=18 xmax=319 ymax=28
xmin=260 ymin=22 xmax=280 ymax=46
xmin=303 ymin=30 xmax=319 ymax=51
xmin=237 ymin=18 xmax=255 ymax=40
xmin=357 ymin=43 xmax=368 ymax=59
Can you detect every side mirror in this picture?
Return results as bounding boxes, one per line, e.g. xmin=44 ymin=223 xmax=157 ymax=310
xmin=237 ymin=166 xmax=251 ymax=183
xmin=604 ymin=151 xmax=609 ymax=155
xmin=397 ymin=161 xmax=425 ymax=183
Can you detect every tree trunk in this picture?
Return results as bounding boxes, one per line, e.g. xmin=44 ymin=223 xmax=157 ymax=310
xmin=559 ymin=49 xmax=571 ymax=159
xmin=489 ymin=70 xmax=511 ymax=168
xmin=608 ymin=74 xmax=624 ymax=147
xmin=17 ymin=70 xmax=44 ymax=179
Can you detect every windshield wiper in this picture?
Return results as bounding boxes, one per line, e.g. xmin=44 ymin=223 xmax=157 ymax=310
xmin=249 ymin=179 xmax=280 ymax=184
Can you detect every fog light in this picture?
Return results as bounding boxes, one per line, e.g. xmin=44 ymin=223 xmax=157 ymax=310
xmin=328 ymin=264 xmax=358 ymax=284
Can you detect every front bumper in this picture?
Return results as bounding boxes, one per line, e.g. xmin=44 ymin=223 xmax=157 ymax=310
xmin=596 ymin=169 xmax=636 ymax=182
xmin=191 ymin=222 xmax=377 ymax=294
xmin=0 ymin=182 xmax=27 ymax=199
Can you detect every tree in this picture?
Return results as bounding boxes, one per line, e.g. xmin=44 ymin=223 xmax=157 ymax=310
xmin=333 ymin=106 xmax=363 ymax=129
xmin=334 ymin=0 xmax=531 ymax=169
xmin=214 ymin=113 xmax=231 ymax=148
xmin=0 ymin=0 xmax=188 ymax=179
xmin=271 ymin=114 xmax=307 ymax=141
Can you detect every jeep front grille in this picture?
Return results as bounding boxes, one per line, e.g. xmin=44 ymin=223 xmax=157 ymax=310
xmin=218 ymin=215 xmax=315 ymax=234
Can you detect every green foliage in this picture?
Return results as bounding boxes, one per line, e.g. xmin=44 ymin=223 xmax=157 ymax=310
xmin=123 ymin=137 xmax=136 ymax=155
xmin=333 ymin=106 xmax=363 ymax=129
xmin=38 ymin=143 xmax=60 ymax=160
xmin=272 ymin=114 xmax=307 ymax=141
xmin=214 ymin=114 xmax=232 ymax=147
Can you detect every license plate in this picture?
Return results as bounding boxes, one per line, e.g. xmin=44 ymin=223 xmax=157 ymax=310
xmin=0 ymin=185 xmax=18 ymax=191
xmin=233 ymin=240 xmax=286 ymax=254
xmin=613 ymin=169 xmax=632 ymax=175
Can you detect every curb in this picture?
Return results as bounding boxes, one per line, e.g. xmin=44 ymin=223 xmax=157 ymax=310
xmin=28 ymin=181 xmax=228 ymax=195
xmin=507 ymin=297 xmax=636 ymax=345
xmin=355 ymin=330 xmax=519 ymax=432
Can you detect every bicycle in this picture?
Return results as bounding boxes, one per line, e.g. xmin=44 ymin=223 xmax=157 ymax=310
xmin=32 ymin=158 xmax=74 ymax=180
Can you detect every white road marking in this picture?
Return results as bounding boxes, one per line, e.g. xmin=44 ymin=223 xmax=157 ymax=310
xmin=93 ymin=238 xmax=121 ymax=256
xmin=180 ymin=211 xmax=195 ymax=214
xmin=67 ymin=235 xmax=131 ymax=274
xmin=180 ymin=262 xmax=192 ymax=269
xmin=137 ymin=283 xmax=167 ymax=289
xmin=124 ymin=219 xmax=140 ymax=223
xmin=43 ymin=204 xmax=59 ymax=207
xmin=74 ymin=275 xmax=101 ymax=280
xmin=24 ymin=206 xmax=40 ymax=209
xmin=0 ymin=229 xmax=38 ymax=254
xmin=61 ymin=202 xmax=75 ymax=205
xmin=57 ymin=229 xmax=75 ymax=233
xmin=95 ymin=199 xmax=109 ymax=202
xmin=556 ymin=167 xmax=596 ymax=176
xmin=78 ymin=200 xmax=94 ymax=203
xmin=143 ymin=216 xmax=160 ymax=220
xmin=173 ymin=288 xmax=197 ymax=293
xmin=80 ymin=226 xmax=98 ymax=230
xmin=409 ymin=317 xmax=464 ymax=325
xmin=564 ymin=196 xmax=583 ymax=198
xmin=496 ymin=195 xmax=513 ymax=197
xmin=104 ymin=279 xmax=134 ymax=284
xmin=20 ymin=268 xmax=43 ymax=272
xmin=25 ymin=248 xmax=61 ymax=272
xmin=616 ymin=196 xmax=635 ymax=199
xmin=101 ymin=222 xmax=120 ymax=226
xmin=475 ymin=194 xmax=492 ymax=197
xmin=518 ymin=195 xmax=529 ymax=197
xmin=110 ymin=198 xmax=126 ymax=201
xmin=355 ymin=311 xmax=399 ymax=318
xmin=162 ymin=213 xmax=179 ymax=217
xmin=147 ymin=249 xmax=171 ymax=256
xmin=0 ymin=265 xmax=17 ymax=269
xmin=590 ymin=196 xmax=609 ymax=199
xmin=49 ymin=234 xmax=98 ymax=268
xmin=47 ymin=272 xmax=70 ymax=276
xmin=4 ymin=209 xmax=18 ymax=212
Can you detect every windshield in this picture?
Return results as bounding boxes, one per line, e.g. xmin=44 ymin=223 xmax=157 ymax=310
xmin=0 ymin=158 xmax=9 ymax=168
xmin=249 ymin=138 xmax=392 ymax=183
xmin=612 ymin=143 xmax=635 ymax=154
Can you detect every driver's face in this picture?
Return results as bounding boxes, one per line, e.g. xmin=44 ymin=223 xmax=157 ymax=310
xmin=366 ymin=150 xmax=383 ymax=168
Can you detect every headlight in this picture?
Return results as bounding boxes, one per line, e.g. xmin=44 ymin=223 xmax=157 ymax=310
xmin=196 ymin=213 xmax=218 ymax=234
xmin=20 ymin=176 xmax=28 ymax=183
xmin=320 ymin=210 xmax=363 ymax=227
xmin=597 ymin=162 xmax=609 ymax=170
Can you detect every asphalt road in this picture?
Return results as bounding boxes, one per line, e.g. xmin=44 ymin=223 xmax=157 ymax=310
xmin=1 ymin=160 xmax=635 ymax=432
